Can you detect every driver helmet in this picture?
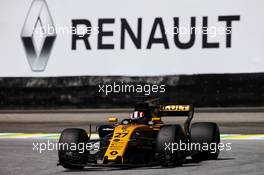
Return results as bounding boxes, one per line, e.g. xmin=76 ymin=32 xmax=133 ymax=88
xmin=130 ymin=111 xmax=145 ymax=120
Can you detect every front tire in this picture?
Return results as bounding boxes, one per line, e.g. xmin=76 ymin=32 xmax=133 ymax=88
xmin=58 ymin=128 xmax=89 ymax=169
xmin=156 ymin=125 xmax=187 ymax=166
xmin=190 ymin=122 xmax=220 ymax=161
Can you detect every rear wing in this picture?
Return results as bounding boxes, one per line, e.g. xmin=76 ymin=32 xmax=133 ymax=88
xmin=158 ymin=105 xmax=193 ymax=117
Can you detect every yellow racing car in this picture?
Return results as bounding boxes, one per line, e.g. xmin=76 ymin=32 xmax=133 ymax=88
xmin=57 ymin=99 xmax=220 ymax=169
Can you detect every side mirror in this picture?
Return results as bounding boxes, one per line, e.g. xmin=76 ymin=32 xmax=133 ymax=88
xmin=108 ymin=117 xmax=118 ymax=122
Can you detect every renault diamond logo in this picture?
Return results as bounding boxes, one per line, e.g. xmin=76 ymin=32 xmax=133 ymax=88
xmin=21 ymin=0 xmax=56 ymax=72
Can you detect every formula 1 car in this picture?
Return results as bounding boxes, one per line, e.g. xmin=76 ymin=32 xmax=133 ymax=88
xmin=57 ymin=99 xmax=220 ymax=169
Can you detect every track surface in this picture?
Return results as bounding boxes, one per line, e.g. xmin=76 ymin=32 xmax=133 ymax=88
xmin=0 ymin=111 xmax=263 ymax=175
xmin=0 ymin=111 xmax=264 ymax=133
xmin=0 ymin=139 xmax=263 ymax=175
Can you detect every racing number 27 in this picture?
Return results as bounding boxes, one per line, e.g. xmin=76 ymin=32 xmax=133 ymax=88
xmin=114 ymin=133 xmax=128 ymax=138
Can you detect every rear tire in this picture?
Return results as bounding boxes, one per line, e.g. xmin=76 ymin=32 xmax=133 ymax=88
xmin=190 ymin=122 xmax=220 ymax=161
xmin=156 ymin=125 xmax=187 ymax=166
xmin=58 ymin=128 xmax=89 ymax=169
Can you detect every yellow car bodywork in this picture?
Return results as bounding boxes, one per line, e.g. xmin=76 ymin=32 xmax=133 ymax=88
xmin=103 ymin=105 xmax=191 ymax=163
xmin=103 ymin=124 xmax=155 ymax=163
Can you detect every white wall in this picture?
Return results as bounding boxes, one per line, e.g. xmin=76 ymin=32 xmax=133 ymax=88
xmin=0 ymin=0 xmax=263 ymax=77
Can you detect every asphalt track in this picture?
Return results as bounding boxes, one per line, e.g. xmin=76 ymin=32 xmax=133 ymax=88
xmin=0 ymin=110 xmax=264 ymax=133
xmin=0 ymin=139 xmax=263 ymax=175
xmin=0 ymin=110 xmax=263 ymax=175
